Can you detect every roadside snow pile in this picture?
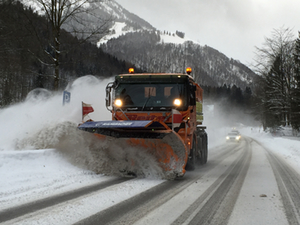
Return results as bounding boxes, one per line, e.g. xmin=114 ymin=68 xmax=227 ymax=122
xmin=12 ymin=119 xmax=166 ymax=178
xmin=241 ymin=127 xmax=300 ymax=174
xmin=0 ymin=76 xmax=111 ymax=150
xmin=0 ymin=75 xmax=169 ymax=179
xmin=0 ymin=148 xmax=106 ymax=210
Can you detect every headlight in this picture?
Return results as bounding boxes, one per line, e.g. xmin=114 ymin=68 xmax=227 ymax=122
xmin=114 ymin=99 xmax=122 ymax=107
xmin=236 ymin=136 xmax=240 ymax=140
xmin=173 ymin=98 xmax=182 ymax=107
xmin=226 ymin=136 xmax=229 ymax=140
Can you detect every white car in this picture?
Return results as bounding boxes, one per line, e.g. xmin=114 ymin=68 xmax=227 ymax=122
xmin=226 ymin=131 xmax=241 ymax=142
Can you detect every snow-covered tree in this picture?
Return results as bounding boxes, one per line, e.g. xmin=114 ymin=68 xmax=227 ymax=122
xmin=263 ymin=56 xmax=286 ymax=128
xmin=254 ymin=27 xmax=295 ymax=130
xmin=29 ymin=0 xmax=111 ymax=90
xmin=291 ymin=32 xmax=300 ymax=131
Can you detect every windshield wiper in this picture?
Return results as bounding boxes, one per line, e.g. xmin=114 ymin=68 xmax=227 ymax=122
xmin=142 ymin=96 xmax=151 ymax=111
xmin=142 ymin=88 xmax=152 ymax=111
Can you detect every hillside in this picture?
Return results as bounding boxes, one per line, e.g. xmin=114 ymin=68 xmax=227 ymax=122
xmin=0 ymin=1 xmax=133 ymax=106
xmin=0 ymin=0 xmax=258 ymax=107
xmin=99 ymin=29 xmax=256 ymax=90
xmin=24 ymin=0 xmax=258 ymax=89
xmin=89 ymin=1 xmax=258 ymax=89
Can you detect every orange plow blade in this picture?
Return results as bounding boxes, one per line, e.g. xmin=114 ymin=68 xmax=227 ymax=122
xmin=78 ymin=120 xmax=188 ymax=178
xmin=124 ymin=132 xmax=187 ymax=176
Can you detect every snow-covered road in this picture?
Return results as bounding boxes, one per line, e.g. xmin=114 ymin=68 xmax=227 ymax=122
xmin=1 ymin=132 xmax=300 ymax=224
xmin=1 ymin=76 xmax=300 ymax=224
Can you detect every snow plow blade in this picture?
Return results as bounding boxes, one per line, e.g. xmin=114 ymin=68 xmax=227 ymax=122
xmin=78 ymin=120 xmax=188 ymax=177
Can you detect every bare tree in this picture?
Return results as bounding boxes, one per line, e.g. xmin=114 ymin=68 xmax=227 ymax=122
xmin=253 ymin=27 xmax=295 ymax=76
xmin=254 ymin=27 xmax=296 ymax=128
xmin=28 ymin=0 xmax=111 ymax=90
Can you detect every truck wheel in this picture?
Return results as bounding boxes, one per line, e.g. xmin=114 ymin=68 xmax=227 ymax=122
xmin=196 ymin=135 xmax=202 ymax=165
xmin=199 ymin=145 xmax=206 ymax=165
xmin=186 ymin=136 xmax=196 ymax=170
xmin=203 ymin=133 xmax=208 ymax=164
xmin=197 ymin=132 xmax=207 ymax=165
xmin=200 ymin=133 xmax=207 ymax=165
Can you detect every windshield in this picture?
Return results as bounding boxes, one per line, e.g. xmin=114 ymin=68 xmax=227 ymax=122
xmin=114 ymin=83 xmax=187 ymax=110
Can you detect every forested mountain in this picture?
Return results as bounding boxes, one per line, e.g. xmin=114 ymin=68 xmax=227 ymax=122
xmin=1 ymin=0 xmax=257 ymax=109
xmin=60 ymin=1 xmax=154 ymax=47
xmin=100 ymin=30 xmax=257 ymax=89
xmin=58 ymin=0 xmax=258 ymax=89
xmin=0 ymin=1 xmax=133 ymax=106
xmin=2 ymin=0 xmax=299 ymax=132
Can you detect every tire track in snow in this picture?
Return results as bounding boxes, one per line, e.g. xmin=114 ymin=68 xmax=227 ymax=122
xmin=0 ymin=139 xmax=245 ymax=224
xmin=74 ymin=141 xmax=249 ymax=225
xmin=0 ymin=177 xmax=130 ymax=223
xmin=74 ymin=174 xmax=200 ymax=225
xmin=263 ymin=144 xmax=300 ymax=225
xmin=172 ymin=138 xmax=252 ymax=225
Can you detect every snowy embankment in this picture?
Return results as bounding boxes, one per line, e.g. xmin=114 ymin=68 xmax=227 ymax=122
xmin=0 ymin=76 xmax=112 ymax=210
xmin=0 ymin=76 xmax=166 ymax=211
xmin=0 ymin=149 xmax=108 ymax=209
xmin=242 ymin=127 xmax=300 ymax=174
xmin=208 ymin=125 xmax=300 ymax=175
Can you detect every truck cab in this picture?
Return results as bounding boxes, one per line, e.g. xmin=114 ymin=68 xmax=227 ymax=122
xmin=105 ymin=68 xmax=207 ymax=169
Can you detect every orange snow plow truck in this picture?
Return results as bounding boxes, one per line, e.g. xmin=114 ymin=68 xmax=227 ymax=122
xmin=78 ymin=68 xmax=207 ymax=177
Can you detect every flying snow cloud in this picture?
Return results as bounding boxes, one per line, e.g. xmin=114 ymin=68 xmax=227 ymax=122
xmin=0 ymin=76 xmax=167 ymax=178
xmin=0 ymin=76 xmax=112 ymax=150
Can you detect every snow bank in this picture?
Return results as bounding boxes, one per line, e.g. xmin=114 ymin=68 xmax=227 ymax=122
xmin=0 ymin=76 xmax=111 ymax=150
xmin=0 ymin=148 xmax=108 ymax=210
xmin=0 ymin=75 xmax=169 ymax=179
xmin=240 ymin=126 xmax=300 ymax=174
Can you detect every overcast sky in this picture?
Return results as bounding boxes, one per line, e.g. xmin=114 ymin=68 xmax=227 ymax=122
xmin=115 ymin=0 xmax=300 ymax=66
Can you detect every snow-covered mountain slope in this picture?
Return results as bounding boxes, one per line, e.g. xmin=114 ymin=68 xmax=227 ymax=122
xmin=99 ymin=0 xmax=154 ymax=30
xmin=24 ymin=0 xmax=257 ymax=89
xmin=98 ymin=19 xmax=191 ymax=45
xmin=93 ymin=1 xmax=258 ymax=89
xmin=100 ymin=29 xmax=257 ymax=89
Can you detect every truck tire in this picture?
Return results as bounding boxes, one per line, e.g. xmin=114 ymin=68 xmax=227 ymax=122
xmin=203 ymin=132 xmax=208 ymax=164
xmin=186 ymin=135 xmax=197 ymax=170
xmin=199 ymin=139 xmax=206 ymax=165
xmin=196 ymin=130 xmax=207 ymax=165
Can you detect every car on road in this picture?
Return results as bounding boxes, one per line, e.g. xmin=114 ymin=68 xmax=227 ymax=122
xmin=226 ymin=130 xmax=241 ymax=142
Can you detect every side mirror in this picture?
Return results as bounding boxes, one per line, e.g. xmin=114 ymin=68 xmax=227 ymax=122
xmin=190 ymin=84 xmax=196 ymax=105
xmin=105 ymin=82 xmax=114 ymax=111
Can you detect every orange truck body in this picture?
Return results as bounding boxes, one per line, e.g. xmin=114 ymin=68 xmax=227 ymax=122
xmin=78 ymin=69 xmax=207 ymax=178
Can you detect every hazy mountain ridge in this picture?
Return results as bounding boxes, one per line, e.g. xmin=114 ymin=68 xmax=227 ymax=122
xmin=91 ymin=0 xmax=154 ymax=31
xmin=100 ymin=29 xmax=257 ymax=89
xmin=95 ymin=1 xmax=257 ymax=89
xmin=24 ymin=0 xmax=257 ymax=89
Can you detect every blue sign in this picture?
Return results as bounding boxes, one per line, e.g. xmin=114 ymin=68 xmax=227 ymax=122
xmin=63 ymin=91 xmax=71 ymax=105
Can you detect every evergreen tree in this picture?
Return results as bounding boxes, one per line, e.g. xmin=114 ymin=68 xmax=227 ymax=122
xmin=244 ymin=87 xmax=252 ymax=109
xmin=291 ymin=32 xmax=300 ymax=131
xmin=263 ymin=56 xmax=285 ymax=129
xmin=0 ymin=1 xmax=133 ymax=106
